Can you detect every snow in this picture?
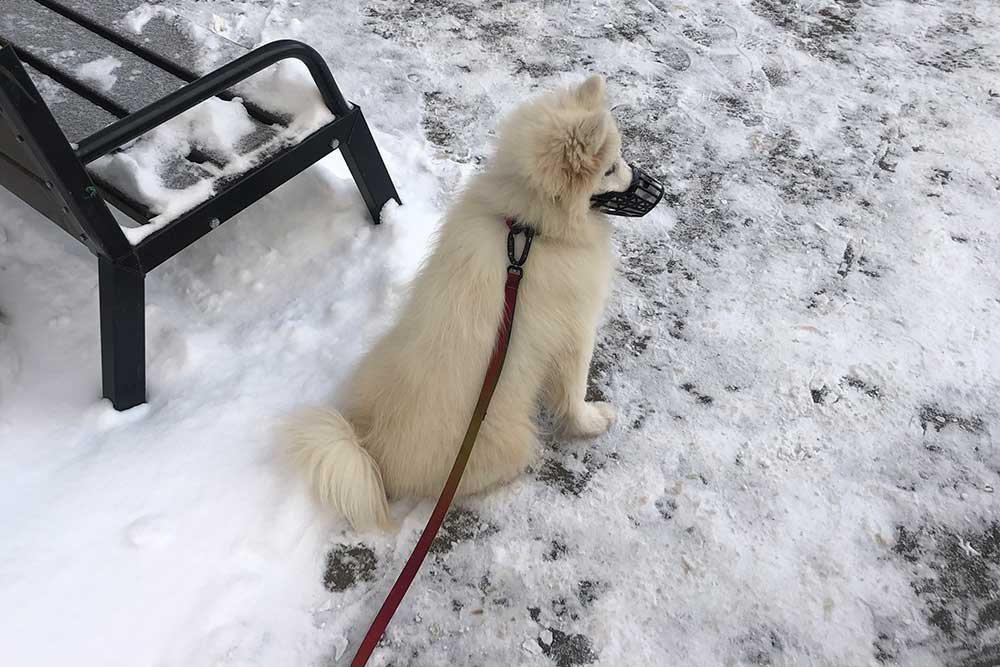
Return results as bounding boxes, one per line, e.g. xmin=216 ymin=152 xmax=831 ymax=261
xmin=122 ymin=3 xmax=163 ymax=35
xmin=97 ymin=8 xmax=338 ymax=236
xmin=233 ymin=59 xmax=338 ymax=132
xmin=89 ymin=96 xmax=263 ymax=240
xmin=0 ymin=141 xmax=438 ymax=666
xmin=88 ymin=92 xmax=333 ymax=239
xmin=75 ymin=56 xmax=122 ymax=93
xmin=2 ymin=1 xmax=1000 ymax=667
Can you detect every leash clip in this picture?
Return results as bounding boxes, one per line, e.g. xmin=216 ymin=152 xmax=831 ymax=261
xmin=506 ymin=224 xmax=533 ymax=269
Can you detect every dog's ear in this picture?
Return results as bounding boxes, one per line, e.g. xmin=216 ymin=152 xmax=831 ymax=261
xmin=574 ymin=75 xmax=607 ymax=109
xmin=533 ymin=108 xmax=611 ymax=200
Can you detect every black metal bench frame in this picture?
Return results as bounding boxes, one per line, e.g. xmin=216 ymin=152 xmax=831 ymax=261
xmin=0 ymin=6 xmax=400 ymax=411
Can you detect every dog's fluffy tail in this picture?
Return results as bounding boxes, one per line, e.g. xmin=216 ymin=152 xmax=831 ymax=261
xmin=281 ymin=408 xmax=393 ymax=532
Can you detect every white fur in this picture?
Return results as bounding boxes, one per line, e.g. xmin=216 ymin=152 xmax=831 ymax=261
xmin=281 ymin=408 xmax=394 ymax=531
xmin=281 ymin=75 xmax=628 ymax=531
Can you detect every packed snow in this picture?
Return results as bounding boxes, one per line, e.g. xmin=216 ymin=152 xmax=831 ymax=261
xmin=1 ymin=1 xmax=998 ymax=667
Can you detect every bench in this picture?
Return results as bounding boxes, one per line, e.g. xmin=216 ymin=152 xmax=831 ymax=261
xmin=0 ymin=0 xmax=401 ymax=410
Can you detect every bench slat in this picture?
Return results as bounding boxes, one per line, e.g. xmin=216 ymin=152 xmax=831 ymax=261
xmin=32 ymin=0 xmax=287 ymax=127
xmin=52 ymin=0 xmax=248 ymax=78
xmin=2 ymin=1 xmax=293 ymax=224
xmin=2 ymin=0 xmax=186 ymax=115
xmin=22 ymin=64 xmax=121 ymax=144
xmin=34 ymin=0 xmax=202 ymax=83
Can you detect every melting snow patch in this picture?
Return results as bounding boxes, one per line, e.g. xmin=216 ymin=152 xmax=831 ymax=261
xmin=76 ymin=56 xmax=122 ymax=93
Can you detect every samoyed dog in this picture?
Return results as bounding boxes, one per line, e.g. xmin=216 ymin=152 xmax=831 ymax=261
xmin=283 ymin=75 xmax=645 ymax=531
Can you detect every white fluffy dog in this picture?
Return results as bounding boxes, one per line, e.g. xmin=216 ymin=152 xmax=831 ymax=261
xmin=283 ymin=75 xmax=635 ymax=531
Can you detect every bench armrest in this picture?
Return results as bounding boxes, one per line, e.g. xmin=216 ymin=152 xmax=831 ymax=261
xmin=75 ymin=39 xmax=351 ymax=164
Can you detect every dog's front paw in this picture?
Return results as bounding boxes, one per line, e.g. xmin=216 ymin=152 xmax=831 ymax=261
xmin=563 ymin=401 xmax=617 ymax=439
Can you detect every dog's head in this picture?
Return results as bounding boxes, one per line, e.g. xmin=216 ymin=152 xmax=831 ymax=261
xmin=494 ymin=75 xmax=631 ymax=228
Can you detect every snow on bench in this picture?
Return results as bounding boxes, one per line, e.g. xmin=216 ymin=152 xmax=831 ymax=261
xmin=3 ymin=0 xmax=340 ymax=242
xmin=0 ymin=0 xmax=400 ymax=410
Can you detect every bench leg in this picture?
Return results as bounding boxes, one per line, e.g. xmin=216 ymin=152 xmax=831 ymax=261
xmin=340 ymin=110 xmax=401 ymax=224
xmin=99 ymin=257 xmax=146 ymax=410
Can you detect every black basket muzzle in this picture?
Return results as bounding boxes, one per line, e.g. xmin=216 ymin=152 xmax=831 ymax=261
xmin=590 ymin=164 xmax=664 ymax=217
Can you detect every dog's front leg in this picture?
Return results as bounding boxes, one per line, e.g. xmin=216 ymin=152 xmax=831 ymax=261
xmin=544 ymin=329 xmax=617 ymax=439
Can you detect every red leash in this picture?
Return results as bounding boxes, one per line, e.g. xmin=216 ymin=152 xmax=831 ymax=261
xmin=351 ymin=218 xmax=533 ymax=666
